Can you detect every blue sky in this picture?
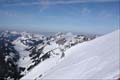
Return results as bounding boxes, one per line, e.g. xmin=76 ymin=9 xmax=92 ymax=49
xmin=0 ymin=0 xmax=119 ymax=34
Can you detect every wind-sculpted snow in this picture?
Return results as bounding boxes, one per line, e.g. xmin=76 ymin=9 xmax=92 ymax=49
xmin=21 ymin=30 xmax=120 ymax=80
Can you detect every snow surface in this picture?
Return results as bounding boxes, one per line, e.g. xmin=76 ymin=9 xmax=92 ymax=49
xmin=21 ymin=30 xmax=120 ymax=80
xmin=13 ymin=37 xmax=32 ymax=74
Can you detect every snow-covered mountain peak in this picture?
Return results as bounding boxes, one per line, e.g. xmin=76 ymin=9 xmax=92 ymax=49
xmin=41 ymin=29 xmax=119 ymax=79
xmin=21 ymin=29 xmax=120 ymax=80
xmin=0 ymin=30 xmax=102 ymax=80
xmin=65 ymin=32 xmax=74 ymax=37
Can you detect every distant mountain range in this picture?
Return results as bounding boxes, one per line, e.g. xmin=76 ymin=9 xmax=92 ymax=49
xmin=21 ymin=29 xmax=120 ymax=80
xmin=0 ymin=30 xmax=95 ymax=80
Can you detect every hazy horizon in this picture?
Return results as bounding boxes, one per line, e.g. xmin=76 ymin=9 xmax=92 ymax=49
xmin=0 ymin=0 xmax=119 ymax=34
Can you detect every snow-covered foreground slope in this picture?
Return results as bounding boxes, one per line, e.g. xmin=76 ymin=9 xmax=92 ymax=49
xmin=21 ymin=30 xmax=120 ymax=80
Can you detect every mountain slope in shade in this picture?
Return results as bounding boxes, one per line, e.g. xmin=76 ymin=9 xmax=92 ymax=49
xmin=22 ymin=29 xmax=120 ymax=79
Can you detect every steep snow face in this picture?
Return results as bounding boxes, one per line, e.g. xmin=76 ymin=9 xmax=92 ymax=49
xmin=41 ymin=30 xmax=119 ymax=79
xmin=21 ymin=30 xmax=119 ymax=80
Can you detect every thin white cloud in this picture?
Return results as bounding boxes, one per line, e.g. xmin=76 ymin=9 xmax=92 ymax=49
xmin=0 ymin=10 xmax=33 ymax=18
xmin=80 ymin=7 xmax=91 ymax=15
xmin=98 ymin=10 xmax=112 ymax=19
xmin=0 ymin=0 xmax=118 ymax=16
xmin=1 ymin=0 xmax=119 ymax=6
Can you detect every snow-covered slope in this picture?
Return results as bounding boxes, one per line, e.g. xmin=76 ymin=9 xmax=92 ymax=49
xmin=21 ymin=29 xmax=120 ymax=80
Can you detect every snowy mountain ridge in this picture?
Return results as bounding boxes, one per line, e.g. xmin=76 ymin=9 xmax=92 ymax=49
xmin=0 ymin=30 xmax=93 ymax=79
xmin=21 ymin=29 xmax=120 ymax=80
